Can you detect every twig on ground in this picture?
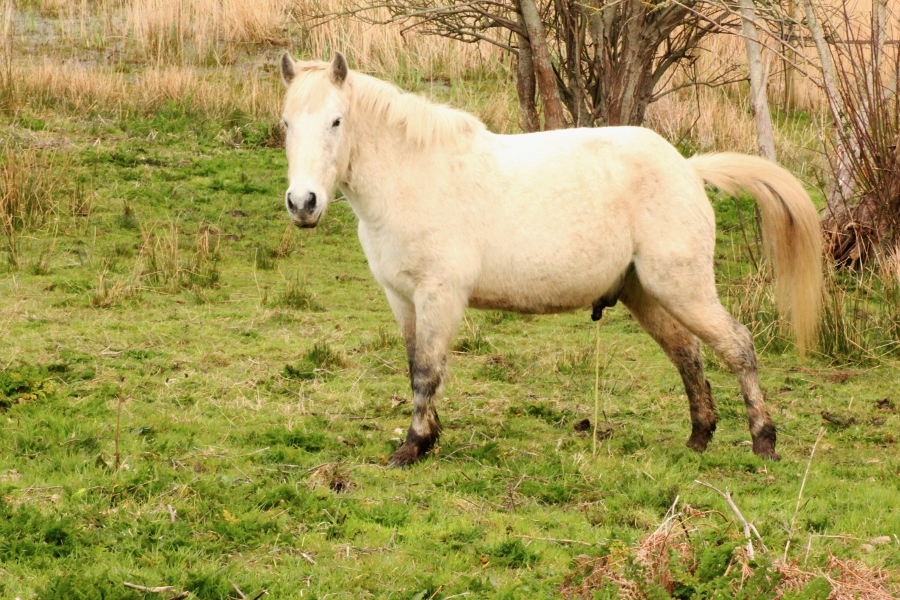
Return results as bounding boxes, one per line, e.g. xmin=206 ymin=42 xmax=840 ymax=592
xmin=695 ymin=480 xmax=765 ymax=559
xmin=652 ymin=495 xmax=682 ymax=536
xmin=513 ymin=534 xmax=594 ymax=547
xmin=167 ymin=504 xmax=177 ymax=522
xmin=166 ymin=593 xmax=190 ymax=600
xmin=249 ymin=591 xmax=267 ymax=600
xmin=230 ymin=580 xmax=247 ymax=599
xmin=115 ymin=387 xmax=124 ymax=473
xmin=784 ymin=427 xmax=826 ymax=562
xmin=123 ymin=582 xmax=175 ymax=593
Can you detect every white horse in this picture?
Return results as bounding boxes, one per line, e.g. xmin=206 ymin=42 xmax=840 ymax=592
xmin=280 ymin=52 xmax=822 ymax=466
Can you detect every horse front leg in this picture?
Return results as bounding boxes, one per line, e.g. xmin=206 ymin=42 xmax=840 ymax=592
xmin=386 ymin=290 xmax=417 ymax=387
xmin=389 ymin=287 xmax=465 ymax=467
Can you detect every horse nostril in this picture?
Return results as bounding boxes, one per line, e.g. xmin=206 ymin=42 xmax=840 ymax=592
xmin=286 ymin=192 xmax=296 ymax=212
xmin=304 ymin=192 xmax=317 ymax=211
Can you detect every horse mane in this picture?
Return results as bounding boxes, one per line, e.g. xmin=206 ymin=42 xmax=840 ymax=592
xmin=285 ymin=61 xmax=486 ymax=148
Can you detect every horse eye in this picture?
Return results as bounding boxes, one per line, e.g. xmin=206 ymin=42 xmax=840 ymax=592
xmin=331 ymin=117 xmax=342 ymax=128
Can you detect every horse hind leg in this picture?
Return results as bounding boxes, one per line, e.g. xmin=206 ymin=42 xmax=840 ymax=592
xmin=644 ymin=280 xmax=779 ymax=460
xmin=621 ymin=284 xmax=717 ymax=452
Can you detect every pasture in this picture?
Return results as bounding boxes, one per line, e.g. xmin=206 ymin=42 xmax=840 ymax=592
xmin=1 ymin=1 xmax=899 ymax=598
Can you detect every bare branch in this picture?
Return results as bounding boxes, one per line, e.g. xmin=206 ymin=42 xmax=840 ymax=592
xmin=651 ymin=74 xmax=750 ymax=102
xmin=784 ymin=428 xmax=826 ymax=562
xmin=695 ymin=480 xmax=766 ymax=560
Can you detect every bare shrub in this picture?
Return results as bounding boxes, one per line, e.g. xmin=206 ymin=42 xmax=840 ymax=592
xmin=819 ymin=2 xmax=900 ymax=268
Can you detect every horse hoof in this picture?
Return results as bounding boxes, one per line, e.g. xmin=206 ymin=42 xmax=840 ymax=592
xmin=686 ymin=435 xmax=711 ymax=453
xmin=754 ymin=447 xmax=781 ymax=461
xmin=388 ymin=443 xmax=421 ymax=467
xmin=752 ymin=424 xmax=779 ymax=460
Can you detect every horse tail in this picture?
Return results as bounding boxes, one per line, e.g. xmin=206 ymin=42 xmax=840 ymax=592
xmin=688 ymin=152 xmax=823 ymax=356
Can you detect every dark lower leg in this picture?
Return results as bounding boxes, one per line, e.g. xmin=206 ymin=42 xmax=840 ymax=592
xmin=714 ymin=318 xmax=779 ymax=460
xmin=739 ymin=371 xmax=778 ymax=460
xmin=388 ymin=288 xmax=462 ymax=468
xmin=390 ymin=362 xmax=443 ymax=466
xmin=623 ymin=286 xmax=719 ymax=453
xmin=675 ymin=347 xmax=717 ymax=452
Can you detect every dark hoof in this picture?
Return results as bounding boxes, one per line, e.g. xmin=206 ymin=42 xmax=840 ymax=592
xmin=686 ymin=437 xmax=709 ymax=453
xmin=389 ymin=426 xmax=439 ymax=468
xmin=686 ymin=428 xmax=714 ymax=453
xmin=388 ymin=443 xmax=422 ymax=467
xmin=753 ymin=441 xmax=781 ymax=461
xmin=752 ymin=424 xmax=779 ymax=460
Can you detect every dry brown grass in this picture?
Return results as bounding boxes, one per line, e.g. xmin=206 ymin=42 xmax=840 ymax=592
xmin=4 ymin=0 xmax=513 ymax=128
xmin=561 ymin=505 xmax=900 ymax=599
xmin=1 ymin=58 xmax=283 ymax=120
xmin=3 ymin=0 xmax=893 ymax=162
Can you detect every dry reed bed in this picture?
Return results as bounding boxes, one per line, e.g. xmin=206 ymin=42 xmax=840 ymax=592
xmin=6 ymin=0 xmax=890 ymax=162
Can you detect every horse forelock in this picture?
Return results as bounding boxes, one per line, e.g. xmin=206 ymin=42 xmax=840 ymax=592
xmin=283 ymin=61 xmax=485 ymax=148
xmin=283 ymin=62 xmax=337 ymax=115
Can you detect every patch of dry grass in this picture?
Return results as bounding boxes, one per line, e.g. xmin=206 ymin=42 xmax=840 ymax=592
xmin=561 ymin=504 xmax=899 ymax=599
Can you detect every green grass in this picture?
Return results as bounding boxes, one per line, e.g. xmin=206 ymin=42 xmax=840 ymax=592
xmin=1 ymin=104 xmax=898 ymax=599
xmin=1 ymin=13 xmax=899 ymax=598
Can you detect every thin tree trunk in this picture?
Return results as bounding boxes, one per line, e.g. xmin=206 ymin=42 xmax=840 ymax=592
xmin=783 ymin=0 xmax=798 ymax=111
xmin=739 ymin=0 xmax=776 ymax=161
xmin=518 ymin=0 xmax=567 ymax=130
xmin=515 ymin=9 xmax=540 ymax=133
xmin=803 ymin=0 xmax=853 ymax=209
xmin=871 ymin=0 xmax=886 ymax=98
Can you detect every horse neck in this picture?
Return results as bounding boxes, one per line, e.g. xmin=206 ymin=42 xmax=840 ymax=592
xmin=341 ymin=115 xmax=427 ymax=224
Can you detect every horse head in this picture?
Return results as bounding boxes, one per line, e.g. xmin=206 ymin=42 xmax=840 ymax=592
xmin=280 ymin=52 xmax=351 ymax=228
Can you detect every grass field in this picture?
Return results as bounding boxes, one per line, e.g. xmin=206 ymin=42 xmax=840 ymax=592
xmin=2 ymin=2 xmax=899 ymax=599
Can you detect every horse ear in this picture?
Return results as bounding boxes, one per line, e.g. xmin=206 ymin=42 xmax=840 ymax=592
xmin=331 ymin=52 xmax=348 ymax=86
xmin=281 ymin=52 xmax=296 ymax=85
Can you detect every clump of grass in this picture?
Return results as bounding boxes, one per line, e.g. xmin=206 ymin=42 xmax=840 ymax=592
xmin=454 ymin=319 xmax=491 ymax=354
xmin=138 ymin=221 xmax=221 ymax=293
xmin=0 ymin=143 xmax=70 ymax=268
xmin=359 ymin=326 xmax=401 ymax=352
xmin=818 ymin=265 xmax=900 ymax=362
xmin=187 ymin=227 xmax=221 ymax=288
xmin=283 ymin=341 xmax=345 ymax=381
xmin=478 ymin=354 xmax=520 ymax=383
xmin=117 ymin=201 xmax=139 ymax=230
xmin=483 ymin=539 xmax=538 ymax=569
xmin=720 ymin=272 xmax=789 ymax=355
xmin=271 ymin=275 xmax=323 ymax=311
xmin=555 ymin=344 xmax=593 ymax=376
xmin=252 ymin=245 xmax=275 ymax=270
xmin=487 ymin=310 xmax=528 ymax=325
xmin=270 ymin=225 xmax=299 ymax=259
xmin=90 ymin=269 xmax=141 ymax=309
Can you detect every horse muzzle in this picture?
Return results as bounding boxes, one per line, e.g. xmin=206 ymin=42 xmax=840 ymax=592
xmin=286 ymin=189 xmax=322 ymax=228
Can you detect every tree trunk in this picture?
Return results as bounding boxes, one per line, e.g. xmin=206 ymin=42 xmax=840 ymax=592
xmin=803 ymin=0 xmax=852 ymax=209
xmin=605 ymin=0 xmax=655 ymax=126
xmin=871 ymin=0 xmax=886 ymax=98
xmin=782 ymin=0 xmax=799 ymax=111
xmin=739 ymin=0 xmax=776 ymax=161
xmin=514 ymin=9 xmax=540 ymax=133
xmin=518 ymin=0 xmax=567 ymax=130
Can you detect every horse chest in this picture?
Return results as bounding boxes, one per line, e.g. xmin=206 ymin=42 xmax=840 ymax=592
xmin=356 ymin=222 xmax=425 ymax=298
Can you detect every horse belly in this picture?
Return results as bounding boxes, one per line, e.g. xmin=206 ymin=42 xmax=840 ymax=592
xmin=468 ymin=251 xmax=631 ymax=314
